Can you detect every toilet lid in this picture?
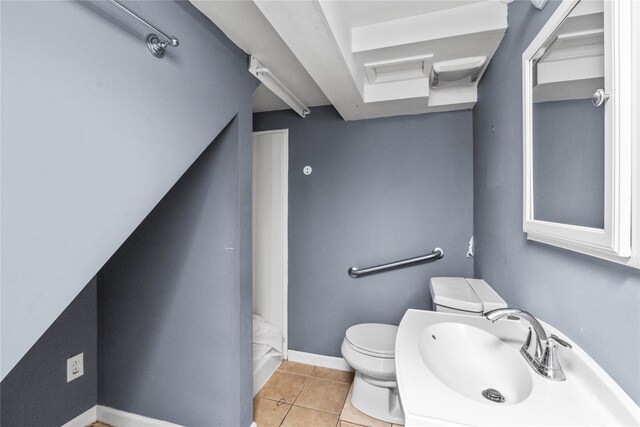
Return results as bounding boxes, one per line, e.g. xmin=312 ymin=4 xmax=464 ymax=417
xmin=345 ymin=323 xmax=397 ymax=357
xmin=430 ymin=277 xmax=483 ymax=313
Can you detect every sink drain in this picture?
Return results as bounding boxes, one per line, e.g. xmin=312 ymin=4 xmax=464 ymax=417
xmin=482 ymin=388 xmax=505 ymax=403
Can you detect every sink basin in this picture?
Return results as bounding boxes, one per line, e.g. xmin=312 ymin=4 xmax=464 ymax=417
xmin=396 ymin=309 xmax=640 ymax=426
xmin=419 ymin=322 xmax=532 ymax=405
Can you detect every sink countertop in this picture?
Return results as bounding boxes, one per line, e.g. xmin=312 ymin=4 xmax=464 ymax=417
xmin=396 ymin=309 xmax=640 ymax=427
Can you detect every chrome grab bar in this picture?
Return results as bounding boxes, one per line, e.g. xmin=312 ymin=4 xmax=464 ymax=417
xmin=348 ymin=248 xmax=444 ymax=278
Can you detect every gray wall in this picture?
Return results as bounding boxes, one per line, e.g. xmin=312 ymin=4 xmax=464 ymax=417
xmin=473 ymin=0 xmax=640 ymax=403
xmin=98 ymin=111 xmax=255 ymax=427
xmin=533 ymin=99 xmax=604 ymax=227
xmin=0 ymin=277 xmax=97 ymax=427
xmin=254 ymin=106 xmax=474 ymax=357
xmin=1 ymin=0 xmax=256 ymax=379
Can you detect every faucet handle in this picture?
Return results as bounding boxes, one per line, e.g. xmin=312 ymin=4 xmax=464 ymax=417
xmin=539 ymin=334 xmax=572 ymax=381
xmin=540 ymin=339 xmax=567 ymax=381
xmin=548 ymin=334 xmax=572 ymax=349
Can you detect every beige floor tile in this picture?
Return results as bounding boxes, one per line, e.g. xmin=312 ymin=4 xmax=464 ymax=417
xmin=257 ymin=371 xmax=308 ymax=403
xmin=339 ymin=422 xmax=362 ymax=427
xmin=312 ymin=366 xmax=355 ymax=384
xmin=339 ymin=385 xmax=392 ymax=427
xmin=253 ymin=396 xmax=292 ymax=427
xmin=295 ymin=376 xmax=351 ymax=414
xmin=278 ymin=360 xmax=315 ymax=376
xmin=392 ymin=424 xmax=405 ymax=426
xmin=281 ymin=406 xmax=339 ymax=427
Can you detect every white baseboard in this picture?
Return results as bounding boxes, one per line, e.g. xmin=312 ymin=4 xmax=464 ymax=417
xmin=97 ymin=406 xmax=183 ymax=427
xmin=63 ymin=405 xmax=255 ymax=427
xmin=287 ymin=350 xmax=353 ymax=372
xmin=61 ymin=405 xmax=97 ymax=427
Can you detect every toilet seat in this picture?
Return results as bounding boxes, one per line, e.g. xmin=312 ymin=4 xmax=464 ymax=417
xmin=341 ymin=323 xmax=398 ymax=381
xmin=341 ymin=323 xmax=404 ymax=424
xmin=345 ymin=323 xmax=397 ymax=359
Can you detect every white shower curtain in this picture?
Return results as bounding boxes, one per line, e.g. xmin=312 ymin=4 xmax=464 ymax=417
xmin=252 ymin=314 xmax=282 ymax=363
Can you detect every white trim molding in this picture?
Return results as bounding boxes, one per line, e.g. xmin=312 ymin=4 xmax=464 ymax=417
xmin=287 ymin=350 xmax=353 ymax=372
xmin=61 ymin=405 xmax=98 ymax=427
xmin=252 ymin=129 xmax=289 ymax=360
xmin=522 ymin=0 xmax=639 ymax=268
xmin=96 ymin=406 xmax=184 ymax=427
xmin=63 ymin=405 xmax=256 ymax=427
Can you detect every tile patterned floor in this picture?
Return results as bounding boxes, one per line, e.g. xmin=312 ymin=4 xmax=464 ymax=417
xmin=254 ymin=361 xmax=404 ymax=427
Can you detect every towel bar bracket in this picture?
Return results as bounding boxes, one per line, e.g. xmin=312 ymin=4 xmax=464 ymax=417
xmin=110 ymin=0 xmax=179 ymax=58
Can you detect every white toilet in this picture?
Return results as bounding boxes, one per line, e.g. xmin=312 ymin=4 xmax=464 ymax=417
xmin=341 ymin=277 xmax=507 ymax=424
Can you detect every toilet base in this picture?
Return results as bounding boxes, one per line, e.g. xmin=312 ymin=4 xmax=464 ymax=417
xmin=351 ymin=371 xmax=404 ymax=424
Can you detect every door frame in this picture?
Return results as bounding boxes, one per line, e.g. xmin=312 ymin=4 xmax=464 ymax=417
xmin=252 ymin=129 xmax=289 ymax=358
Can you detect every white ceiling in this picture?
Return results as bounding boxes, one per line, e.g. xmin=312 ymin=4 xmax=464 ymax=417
xmin=192 ymin=0 xmax=509 ymax=120
xmin=252 ymin=84 xmax=289 ymax=113
xmin=190 ymin=0 xmax=330 ymax=113
xmin=337 ymin=0 xmax=484 ymax=27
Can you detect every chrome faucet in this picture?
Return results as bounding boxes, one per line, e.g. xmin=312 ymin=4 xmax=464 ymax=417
xmin=485 ymin=308 xmax=572 ymax=381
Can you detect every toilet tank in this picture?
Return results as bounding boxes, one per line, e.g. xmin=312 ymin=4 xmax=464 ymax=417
xmin=429 ymin=277 xmax=506 ymax=316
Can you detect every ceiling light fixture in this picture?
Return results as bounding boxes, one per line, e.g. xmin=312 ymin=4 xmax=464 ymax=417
xmin=249 ymin=55 xmax=310 ymax=118
xmin=429 ymin=56 xmax=487 ymax=88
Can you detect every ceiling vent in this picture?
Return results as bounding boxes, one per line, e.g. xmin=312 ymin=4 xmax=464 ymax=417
xmin=430 ymin=56 xmax=487 ymax=88
xmin=364 ymin=54 xmax=434 ymax=85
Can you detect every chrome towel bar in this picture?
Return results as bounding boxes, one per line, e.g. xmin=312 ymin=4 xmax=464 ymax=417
xmin=348 ymin=248 xmax=444 ymax=278
xmin=110 ymin=0 xmax=179 ymax=58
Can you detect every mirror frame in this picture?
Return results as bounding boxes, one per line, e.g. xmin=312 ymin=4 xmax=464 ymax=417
xmin=522 ymin=0 xmax=639 ymax=268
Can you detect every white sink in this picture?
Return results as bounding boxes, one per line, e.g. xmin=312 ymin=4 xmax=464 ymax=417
xmin=396 ymin=309 xmax=640 ymax=426
xmin=419 ymin=322 xmax=532 ymax=405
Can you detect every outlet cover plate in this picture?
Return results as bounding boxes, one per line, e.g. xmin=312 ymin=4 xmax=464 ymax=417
xmin=67 ymin=353 xmax=84 ymax=382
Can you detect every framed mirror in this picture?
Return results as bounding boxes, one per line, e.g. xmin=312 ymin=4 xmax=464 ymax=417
xmin=522 ymin=0 xmax=638 ymax=267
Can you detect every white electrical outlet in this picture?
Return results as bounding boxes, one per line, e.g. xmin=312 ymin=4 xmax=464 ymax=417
xmin=67 ymin=353 xmax=84 ymax=382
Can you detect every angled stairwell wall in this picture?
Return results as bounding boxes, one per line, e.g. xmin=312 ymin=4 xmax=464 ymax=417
xmin=1 ymin=277 xmax=98 ymax=427
xmin=1 ymin=0 xmax=257 ymax=384
xmin=98 ymin=112 xmax=254 ymax=426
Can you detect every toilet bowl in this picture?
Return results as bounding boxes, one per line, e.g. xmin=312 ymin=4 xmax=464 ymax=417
xmin=341 ymin=277 xmax=507 ymax=424
xmin=341 ymin=323 xmax=403 ymax=424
